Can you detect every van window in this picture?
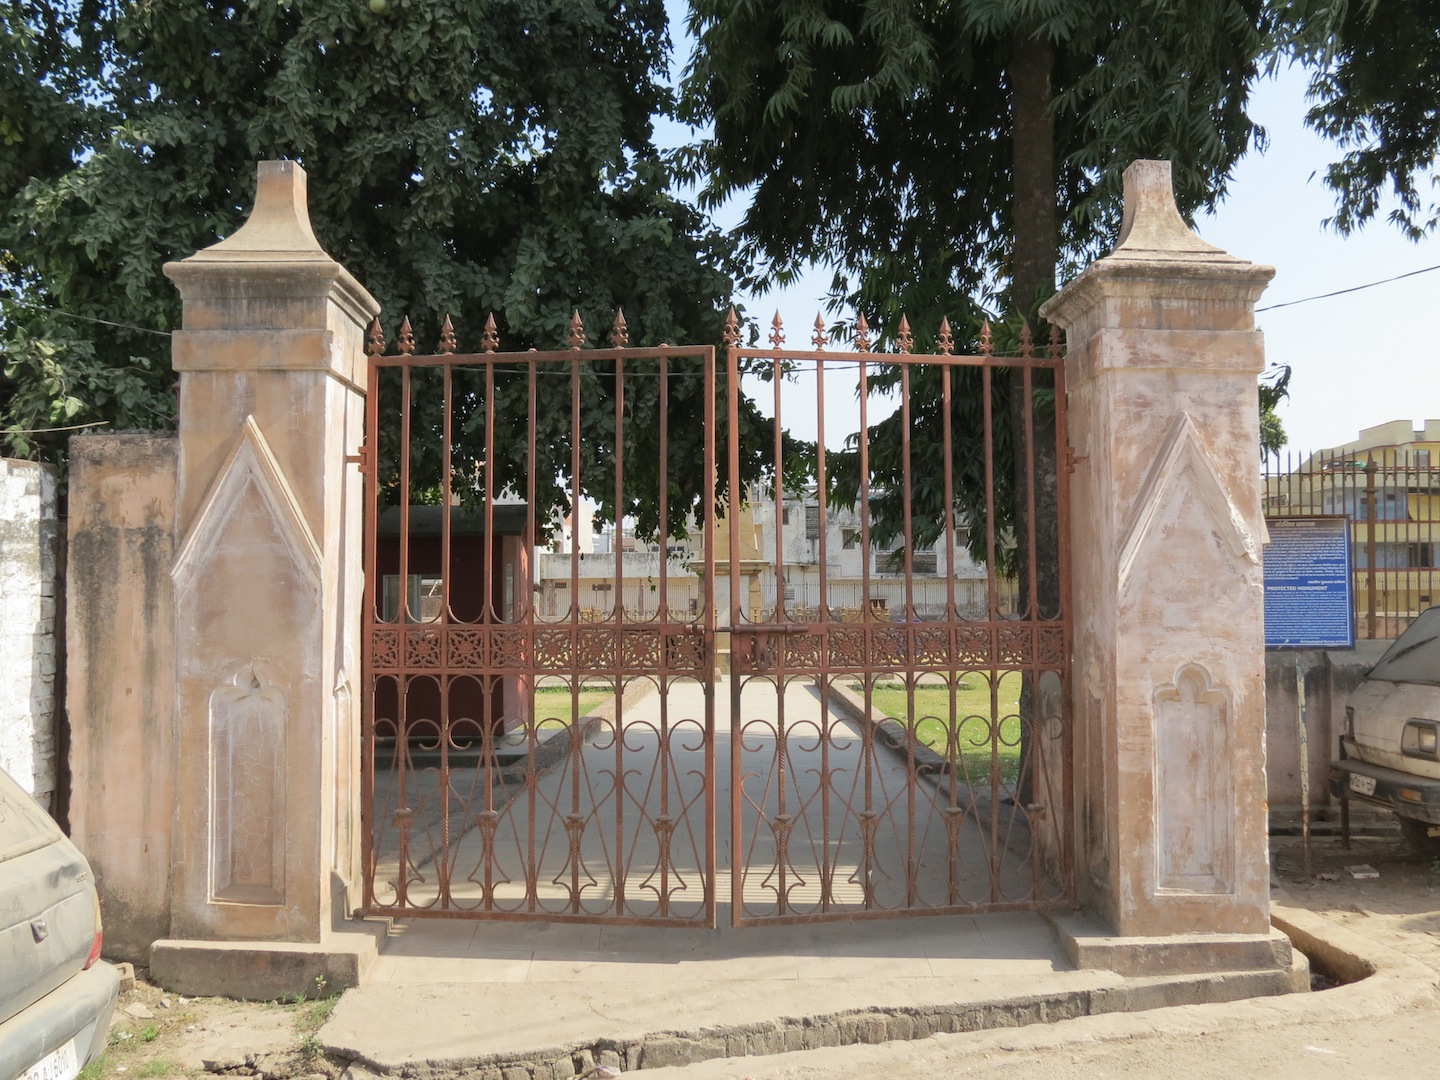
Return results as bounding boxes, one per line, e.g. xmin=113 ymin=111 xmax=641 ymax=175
xmin=1369 ymin=606 xmax=1440 ymax=687
xmin=0 ymin=768 xmax=62 ymax=863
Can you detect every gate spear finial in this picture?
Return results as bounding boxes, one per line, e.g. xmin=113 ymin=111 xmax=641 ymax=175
xmin=568 ymin=310 xmax=586 ymax=350
xmin=854 ymin=312 xmax=871 ymax=352
xmin=723 ymin=307 xmax=740 ymax=349
xmin=365 ymin=317 xmax=386 ymax=357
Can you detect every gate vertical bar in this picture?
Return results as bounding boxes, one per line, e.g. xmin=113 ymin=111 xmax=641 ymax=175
xmin=856 ymin=351 xmax=876 ymax=910
xmin=980 ymin=361 xmax=999 ymax=900
xmin=941 ymin=362 xmax=962 ymax=905
xmin=565 ymin=355 xmax=582 ymax=913
xmin=899 ymin=362 xmax=918 ymax=906
xmin=725 ymin=336 xmax=737 ymax=921
xmin=1366 ymin=455 xmax=1377 ymax=637
xmin=657 ymin=354 xmax=671 ymax=916
xmin=361 ymin=342 xmax=381 ymax=912
xmin=727 ymin=339 xmax=743 ymax=924
xmin=394 ymin=364 xmax=413 ymax=907
xmin=1053 ymin=350 xmax=1075 ymax=895
xmin=770 ymin=350 xmax=789 ymax=915
xmin=815 ymin=349 xmax=833 ymax=912
xmin=613 ymin=354 xmax=627 ymax=915
xmin=438 ymin=361 xmax=454 ymax=906
xmin=703 ymin=345 xmax=717 ymax=928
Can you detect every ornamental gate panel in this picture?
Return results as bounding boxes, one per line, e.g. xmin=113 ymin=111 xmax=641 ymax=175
xmin=360 ymin=312 xmax=1072 ymax=927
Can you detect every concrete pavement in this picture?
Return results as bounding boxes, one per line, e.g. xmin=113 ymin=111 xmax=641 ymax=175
xmin=320 ymin=905 xmax=1309 ymax=1076
xmin=369 ymin=675 xmax=1047 ymax=925
xmin=637 ymin=897 xmax=1440 ymax=1080
xmin=328 ymin=678 xmax=1317 ymax=1077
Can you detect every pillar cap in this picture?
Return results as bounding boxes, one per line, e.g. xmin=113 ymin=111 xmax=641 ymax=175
xmin=1111 ymin=160 xmax=1231 ymax=261
xmin=1041 ymin=159 xmax=1273 ymax=330
xmin=163 ymin=160 xmax=379 ymax=329
xmin=205 ymin=160 xmax=325 ymax=258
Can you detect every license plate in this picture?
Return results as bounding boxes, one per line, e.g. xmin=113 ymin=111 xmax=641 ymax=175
xmin=21 ymin=1038 xmax=79 ymax=1080
xmin=1350 ymin=773 xmax=1378 ymax=797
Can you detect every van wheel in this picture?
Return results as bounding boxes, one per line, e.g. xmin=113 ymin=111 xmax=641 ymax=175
xmin=1399 ymin=816 xmax=1440 ymax=856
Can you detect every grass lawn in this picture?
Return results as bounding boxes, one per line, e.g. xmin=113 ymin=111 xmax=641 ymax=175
xmin=855 ymin=671 xmax=1023 ymax=785
xmin=532 ymin=684 xmax=614 ymax=726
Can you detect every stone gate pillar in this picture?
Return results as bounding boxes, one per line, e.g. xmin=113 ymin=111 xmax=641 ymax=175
xmin=1041 ymin=162 xmax=1286 ymax=970
xmin=150 ymin=161 xmax=382 ymax=996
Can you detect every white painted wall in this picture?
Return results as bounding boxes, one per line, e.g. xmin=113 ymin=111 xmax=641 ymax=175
xmin=0 ymin=458 xmax=59 ymax=808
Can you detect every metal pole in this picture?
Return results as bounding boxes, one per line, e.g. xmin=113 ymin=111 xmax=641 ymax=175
xmin=1339 ymin=733 xmax=1351 ymax=850
xmin=1296 ymin=656 xmax=1311 ymax=881
xmin=1366 ymin=455 xmax=1378 ymax=639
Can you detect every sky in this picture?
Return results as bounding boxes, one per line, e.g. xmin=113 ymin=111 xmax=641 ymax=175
xmin=1194 ymin=65 xmax=1440 ymax=456
xmin=668 ymin=38 xmax=1440 ymax=458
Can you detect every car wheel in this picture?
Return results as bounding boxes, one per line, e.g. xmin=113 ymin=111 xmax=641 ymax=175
xmin=1398 ymin=816 xmax=1440 ymax=856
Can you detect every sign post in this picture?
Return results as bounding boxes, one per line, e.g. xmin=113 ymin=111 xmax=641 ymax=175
xmin=1264 ymin=515 xmax=1353 ymax=879
xmin=1263 ymin=516 xmax=1354 ymax=650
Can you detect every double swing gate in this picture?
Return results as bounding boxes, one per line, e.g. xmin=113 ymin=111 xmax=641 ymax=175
xmin=361 ymin=311 xmax=1073 ymax=927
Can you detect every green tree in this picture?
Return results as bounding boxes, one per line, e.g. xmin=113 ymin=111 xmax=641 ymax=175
xmin=683 ymin=0 xmax=1276 ymax=802
xmin=1301 ymin=0 xmax=1440 ymax=239
xmin=681 ymin=0 xmax=1276 ymax=598
xmin=0 ymin=0 xmax=762 ymax=535
xmin=1259 ymin=361 xmax=1291 ymax=458
xmin=682 ymin=0 xmax=1269 ymax=327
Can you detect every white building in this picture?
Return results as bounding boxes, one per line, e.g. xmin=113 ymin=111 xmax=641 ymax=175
xmin=533 ymin=488 xmax=1013 ymax=623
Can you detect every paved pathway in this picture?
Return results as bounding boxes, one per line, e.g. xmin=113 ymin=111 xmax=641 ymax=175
xmin=324 ymin=910 xmax=1097 ymax=1069
xmin=370 ymin=676 xmax=1050 ymax=922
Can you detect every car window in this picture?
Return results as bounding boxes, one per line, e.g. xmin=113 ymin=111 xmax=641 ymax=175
xmin=0 ymin=766 xmax=62 ymax=863
xmin=1369 ymin=606 xmax=1440 ymax=687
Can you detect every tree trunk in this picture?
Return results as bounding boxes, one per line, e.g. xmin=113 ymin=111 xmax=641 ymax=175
xmin=1009 ymin=29 xmax=1060 ymax=809
xmin=1010 ymin=30 xmax=1057 ymax=327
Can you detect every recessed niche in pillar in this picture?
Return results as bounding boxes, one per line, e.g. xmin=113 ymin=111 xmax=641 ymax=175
xmin=1153 ymin=663 xmax=1234 ymax=895
xmin=210 ymin=666 xmax=287 ymax=904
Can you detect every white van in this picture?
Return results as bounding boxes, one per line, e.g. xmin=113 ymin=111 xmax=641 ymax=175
xmin=0 ymin=765 xmax=119 ymax=1080
xmin=1329 ymin=606 xmax=1440 ymax=854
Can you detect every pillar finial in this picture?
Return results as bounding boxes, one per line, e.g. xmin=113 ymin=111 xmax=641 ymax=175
xmin=1113 ymin=160 xmax=1224 ymax=257
xmin=207 ymin=160 xmax=326 ymax=256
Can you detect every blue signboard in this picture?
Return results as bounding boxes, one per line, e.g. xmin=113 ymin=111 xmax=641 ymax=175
xmin=1264 ymin=516 xmax=1354 ymax=649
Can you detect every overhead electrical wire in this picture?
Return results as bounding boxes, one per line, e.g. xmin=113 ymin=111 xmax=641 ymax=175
xmin=1256 ymin=262 xmax=1440 ymax=312
xmin=13 ymin=262 xmax=1440 ymax=336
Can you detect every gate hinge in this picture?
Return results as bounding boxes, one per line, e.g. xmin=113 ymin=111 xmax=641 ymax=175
xmin=346 ymin=444 xmax=370 ymax=473
xmin=1065 ymin=446 xmax=1088 ymax=474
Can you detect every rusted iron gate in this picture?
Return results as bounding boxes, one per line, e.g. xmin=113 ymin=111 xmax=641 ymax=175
xmin=360 ymin=312 xmax=1072 ymax=927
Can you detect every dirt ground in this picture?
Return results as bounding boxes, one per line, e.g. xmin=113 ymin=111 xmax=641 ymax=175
xmin=86 ymin=971 xmax=339 ymax=1080
xmin=1271 ymin=824 xmax=1440 ymax=975
xmin=90 ymin=825 xmax=1440 ymax=1079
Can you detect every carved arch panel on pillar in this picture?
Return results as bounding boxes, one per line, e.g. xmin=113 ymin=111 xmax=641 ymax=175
xmin=209 ymin=664 xmax=288 ymax=905
xmin=1153 ymin=662 xmax=1234 ymax=896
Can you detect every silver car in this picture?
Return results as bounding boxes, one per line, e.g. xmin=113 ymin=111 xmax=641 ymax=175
xmin=0 ymin=764 xmax=119 ymax=1080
